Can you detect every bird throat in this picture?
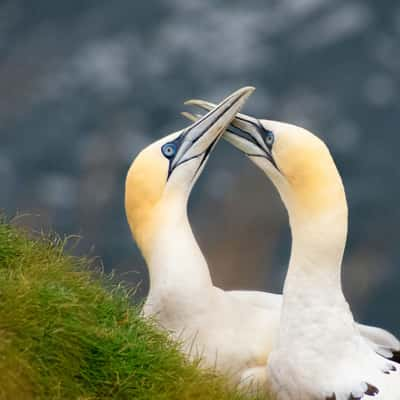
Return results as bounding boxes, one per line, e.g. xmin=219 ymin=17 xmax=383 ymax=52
xmin=132 ymin=196 xmax=213 ymax=293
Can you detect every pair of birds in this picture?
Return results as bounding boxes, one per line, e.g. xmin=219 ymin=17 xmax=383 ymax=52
xmin=125 ymin=87 xmax=400 ymax=399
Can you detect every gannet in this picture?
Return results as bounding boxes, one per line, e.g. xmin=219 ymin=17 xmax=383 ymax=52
xmin=184 ymin=102 xmax=400 ymax=399
xmin=125 ymin=87 xmax=282 ymax=387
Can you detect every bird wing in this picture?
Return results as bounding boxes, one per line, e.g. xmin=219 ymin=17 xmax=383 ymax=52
xmin=227 ymin=290 xmax=282 ymax=310
xmin=356 ymin=323 xmax=400 ymax=362
xmin=228 ymin=290 xmax=400 ymax=360
xmin=357 ymin=324 xmax=400 ymax=350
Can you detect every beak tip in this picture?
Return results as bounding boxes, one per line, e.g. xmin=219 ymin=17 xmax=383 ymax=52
xmin=181 ymin=111 xmax=198 ymax=123
xmin=184 ymin=86 xmax=254 ymax=109
xmin=183 ymin=99 xmax=198 ymax=106
xmin=230 ymin=86 xmax=255 ymax=113
xmin=241 ymin=86 xmax=256 ymax=96
xmin=231 ymin=86 xmax=255 ymax=107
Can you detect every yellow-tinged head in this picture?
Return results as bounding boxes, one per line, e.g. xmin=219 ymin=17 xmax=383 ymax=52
xmin=254 ymin=119 xmax=346 ymax=218
xmin=125 ymin=87 xmax=254 ymax=260
xmin=125 ymin=134 xmax=171 ymax=258
xmin=183 ymin=101 xmax=347 ymax=221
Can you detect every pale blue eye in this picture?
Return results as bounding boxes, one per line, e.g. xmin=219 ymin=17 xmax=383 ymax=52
xmin=265 ymin=131 xmax=274 ymax=147
xmin=161 ymin=142 xmax=177 ymax=159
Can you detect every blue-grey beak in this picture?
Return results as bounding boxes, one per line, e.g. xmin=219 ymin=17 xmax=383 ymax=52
xmin=166 ymin=86 xmax=255 ymax=178
xmin=183 ymin=98 xmax=278 ymax=169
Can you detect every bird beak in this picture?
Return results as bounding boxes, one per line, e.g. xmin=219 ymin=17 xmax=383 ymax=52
xmin=183 ymin=98 xmax=278 ymax=169
xmin=168 ymin=86 xmax=255 ymax=177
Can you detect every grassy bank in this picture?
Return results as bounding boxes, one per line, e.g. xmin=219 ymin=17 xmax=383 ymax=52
xmin=0 ymin=219 xmax=266 ymax=400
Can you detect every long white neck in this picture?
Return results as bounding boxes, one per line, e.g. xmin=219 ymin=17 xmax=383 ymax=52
xmin=275 ymin=174 xmax=355 ymax=345
xmin=144 ymin=192 xmax=213 ymax=295
xmin=284 ymin=206 xmax=347 ymax=302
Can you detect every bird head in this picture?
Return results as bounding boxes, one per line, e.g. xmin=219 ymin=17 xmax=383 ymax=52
xmin=183 ymin=101 xmax=347 ymax=224
xmin=125 ymin=87 xmax=254 ymax=258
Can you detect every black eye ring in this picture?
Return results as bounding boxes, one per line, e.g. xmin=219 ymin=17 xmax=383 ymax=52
xmin=264 ymin=130 xmax=274 ymax=148
xmin=161 ymin=142 xmax=177 ymax=159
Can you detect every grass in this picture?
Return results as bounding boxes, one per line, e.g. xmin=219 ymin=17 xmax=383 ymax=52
xmin=0 ymin=219 xmax=267 ymax=400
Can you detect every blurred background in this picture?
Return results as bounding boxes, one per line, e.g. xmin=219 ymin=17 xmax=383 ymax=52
xmin=1 ymin=0 xmax=399 ymax=334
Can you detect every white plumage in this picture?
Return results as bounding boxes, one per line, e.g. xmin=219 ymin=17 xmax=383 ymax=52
xmin=184 ymin=100 xmax=400 ymax=398
xmin=125 ymin=88 xmax=280 ymax=388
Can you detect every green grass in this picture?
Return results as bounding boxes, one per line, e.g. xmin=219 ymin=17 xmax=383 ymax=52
xmin=0 ymin=219 xmax=266 ymax=400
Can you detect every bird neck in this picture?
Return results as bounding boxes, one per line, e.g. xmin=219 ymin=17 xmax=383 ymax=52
xmin=286 ymin=207 xmax=347 ymax=296
xmin=279 ymin=201 xmax=359 ymax=359
xmin=279 ymin=175 xmax=350 ymax=323
xmin=133 ymin=191 xmax=213 ymax=293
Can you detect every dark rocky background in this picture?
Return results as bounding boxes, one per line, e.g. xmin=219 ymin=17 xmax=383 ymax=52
xmin=1 ymin=0 xmax=399 ymax=334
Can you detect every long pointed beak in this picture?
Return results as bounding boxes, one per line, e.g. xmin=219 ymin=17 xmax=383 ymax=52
xmin=183 ymin=98 xmax=278 ymax=169
xmin=168 ymin=86 xmax=255 ymax=177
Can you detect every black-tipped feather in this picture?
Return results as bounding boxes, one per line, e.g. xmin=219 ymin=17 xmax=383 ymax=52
xmin=389 ymin=350 xmax=400 ymax=364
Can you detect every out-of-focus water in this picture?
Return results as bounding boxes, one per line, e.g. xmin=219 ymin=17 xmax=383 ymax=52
xmin=1 ymin=0 xmax=399 ymax=334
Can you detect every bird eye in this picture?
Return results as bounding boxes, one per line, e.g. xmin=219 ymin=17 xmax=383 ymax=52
xmin=161 ymin=142 xmax=177 ymax=159
xmin=265 ymin=131 xmax=274 ymax=147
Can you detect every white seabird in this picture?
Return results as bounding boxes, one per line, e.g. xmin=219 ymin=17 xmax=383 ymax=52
xmin=184 ymin=101 xmax=400 ymax=399
xmin=125 ymin=87 xmax=281 ymax=388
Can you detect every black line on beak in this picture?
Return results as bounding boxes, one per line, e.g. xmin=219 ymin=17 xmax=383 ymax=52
xmin=247 ymin=153 xmax=279 ymax=170
xmin=228 ymin=117 xmax=279 ymax=171
xmin=185 ymin=92 xmax=245 ymax=146
xmin=190 ymin=134 xmax=220 ymax=183
xmin=226 ymin=124 xmax=260 ymax=149
xmin=167 ymin=94 xmax=244 ymax=179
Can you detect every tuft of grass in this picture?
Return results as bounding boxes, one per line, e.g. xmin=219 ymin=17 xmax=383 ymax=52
xmin=0 ymin=219 xmax=267 ymax=400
